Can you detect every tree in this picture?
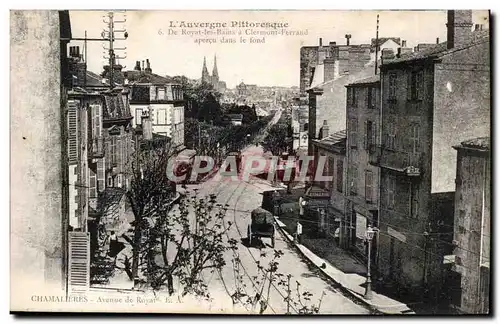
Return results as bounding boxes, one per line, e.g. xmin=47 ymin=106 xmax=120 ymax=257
xmin=261 ymin=123 xmax=289 ymax=156
xmin=127 ymin=140 xmax=177 ymax=282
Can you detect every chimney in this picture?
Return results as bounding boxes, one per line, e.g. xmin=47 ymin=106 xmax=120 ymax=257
xmin=134 ymin=61 xmax=141 ymax=71
xmin=381 ymin=48 xmax=395 ymax=60
xmin=401 ymin=40 xmax=407 ymax=47
xmin=345 ymin=34 xmax=352 ymax=46
xmin=141 ymin=60 xmax=145 ymax=71
xmin=145 ymin=59 xmax=152 ymax=74
xmin=319 ymin=38 xmax=323 ymax=46
xmin=323 ymin=57 xmax=339 ymax=81
xmin=320 ymin=120 xmax=329 ymax=139
xmin=397 ymin=47 xmax=402 ymax=58
xmin=436 ymin=37 xmax=440 ymax=44
xmin=447 ymin=10 xmax=473 ymax=49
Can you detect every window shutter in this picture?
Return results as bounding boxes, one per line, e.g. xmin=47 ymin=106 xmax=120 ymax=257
xmin=97 ymin=158 xmax=105 ymax=192
xmin=117 ymin=137 xmax=122 ymax=170
xmin=372 ymin=123 xmax=377 ymax=148
xmin=105 ymin=137 xmax=111 ymax=169
xmin=68 ymin=232 xmax=90 ymax=293
xmin=67 ymin=100 xmax=79 ymax=165
xmin=89 ymin=170 xmax=97 ymax=199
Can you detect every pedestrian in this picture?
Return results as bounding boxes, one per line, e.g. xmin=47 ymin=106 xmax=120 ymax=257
xmin=108 ymin=231 xmax=118 ymax=257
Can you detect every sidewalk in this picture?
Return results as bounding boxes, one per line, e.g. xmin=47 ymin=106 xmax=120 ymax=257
xmin=275 ymin=217 xmax=416 ymax=315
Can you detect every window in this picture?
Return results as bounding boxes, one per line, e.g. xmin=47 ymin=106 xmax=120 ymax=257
xmin=352 ymin=88 xmax=357 ymax=107
xmin=67 ymin=100 xmax=79 ymax=165
xmin=387 ymin=176 xmax=396 ymax=209
xmin=91 ymin=104 xmax=101 ymax=138
xmin=411 ymin=183 xmax=419 ymax=218
xmin=89 ymin=170 xmax=97 ymax=199
xmin=111 ymin=136 xmax=117 ymax=165
xmin=367 ymin=87 xmax=376 ymax=109
xmin=410 ymin=124 xmax=420 ymax=154
xmin=349 ymin=118 xmax=358 ymax=148
xmin=135 ymin=108 xmax=143 ymax=125
xmin=349 ymin=167 xmax=357 ymax=195
xmin=388 ymin=73 xmax=397 ymax=100
xmin=365 ymin=170 xmax=374 ymax=203
xmin=337 ymin=161 xmax=344 ymax=193
xmin=166 ymin=86 xmax=173 ymax=100
xmin=365 ymin=120 xmax=376 ymax=151
xmin=386 ymin=123 xmax=396 ymax=150
xmin=157 ymin=87 xmax=166 ymax=100
xmin=157 ymin=108 xmax=167 ymax=124
xmin=408 ymin=70 xmax=424 ymax=101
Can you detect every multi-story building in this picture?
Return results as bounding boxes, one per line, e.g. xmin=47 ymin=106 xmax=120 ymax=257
xmin=124 ymin=60 xmax=185 ymax=150
xmin=102 ymin=88 xmax=134 ymax=190
xmin=11 ymin=10 xmax=73 ymax=301
xmin=344 ymin=75 xmax=381 ymax=256
xmin=305 ymin=37 xmax=411 ymax=156
xmin=449 ymin=137 xmax=490 ymax=314
xmin=300 ymin=36 xmax=402 ymax=95
xmin=371 ymin=10 xmax=490 ymax=299
xmin=308 ymin=127 xmax=347 ymax=241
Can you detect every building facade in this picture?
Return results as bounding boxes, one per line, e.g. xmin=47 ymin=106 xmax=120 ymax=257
xmin=125 ymin=61 xmax=185 ymax=150
xmin=450 ymin=137 xmax=490 ymax=314
xmin=11 ymin=10 xmax=71 ymax=301
xmin=372 ymin=10 xmax=490 ymax=299
xmin=344 ymin=76 xmax=381 ymax=256
xmin=309 ymin=128 xmax=347 ymax=241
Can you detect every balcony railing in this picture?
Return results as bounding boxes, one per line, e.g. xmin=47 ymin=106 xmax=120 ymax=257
xmin=369 ymin=145 xmax=422 ymax=177
xmin=88 ymin=136 xmax=104 ymax=159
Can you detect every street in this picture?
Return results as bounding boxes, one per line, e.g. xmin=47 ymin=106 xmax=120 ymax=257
xmin=182 ymin=142 xmax=369 ymax=314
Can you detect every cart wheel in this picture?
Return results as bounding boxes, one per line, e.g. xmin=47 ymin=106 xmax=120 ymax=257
xmin=247 ymin=225 xmax=252 ymax=246
xmin=271 ymin=236 xmax=275 ymax=248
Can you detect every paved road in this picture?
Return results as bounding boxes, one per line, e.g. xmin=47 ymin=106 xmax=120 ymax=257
xmin=186 ymin=143 xmax=369 ymax=315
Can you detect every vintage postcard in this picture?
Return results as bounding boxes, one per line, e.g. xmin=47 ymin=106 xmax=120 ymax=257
xmin=10 ymin=9 xmax=491 ymax=314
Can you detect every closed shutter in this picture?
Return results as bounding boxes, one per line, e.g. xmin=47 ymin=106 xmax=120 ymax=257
xmin=365 ymin=171 xmax=373 ymax=203
xmin=117 ymin=137 xmax=122 ymax=171
xmin=97 ymin=158 xmax=105 ymax=192
xmin=68 ymin=100 xmax=79 ymax=165
xmin=89 ymin=170 xmax=97 ymax=198
xmin=105 ymin=137 xmax=111 ymax=169
xmin=68 ymin=231 xmax=90 ymax=292
xmin=372 ymin=123 xmax=377 ymax=148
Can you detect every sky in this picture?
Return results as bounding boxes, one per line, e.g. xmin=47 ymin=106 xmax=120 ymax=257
xmin=69 ymin=10 xmax=489 ymax=89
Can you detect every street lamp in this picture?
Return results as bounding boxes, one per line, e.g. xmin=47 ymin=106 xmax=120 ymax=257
xmin=246 ymin=133 xmax=251 ymax=146
xmin=297 ymin=196 xmax=307 ymax=243
xmin=364 ymin=226 xmax=377 ymax=300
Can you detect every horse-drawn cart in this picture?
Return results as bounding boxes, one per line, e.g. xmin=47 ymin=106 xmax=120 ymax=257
xmin=248 ymin=207 xmax=276 ymax=248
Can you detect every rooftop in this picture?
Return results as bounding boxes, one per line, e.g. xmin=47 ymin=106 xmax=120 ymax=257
xmin=313 ymin=129 xmax=347 ymax=153
xmin=346 ymin=75 xmax=380 ymax=86
xmin=383 ymin=30 xmax=490 ymax=65
xmin=102 ymin=89 xmax=132 ymax=121
xmin=458 ymin=137 xmax=490 ymax=150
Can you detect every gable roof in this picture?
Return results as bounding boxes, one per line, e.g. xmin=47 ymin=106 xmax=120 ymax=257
xmin=371 ymin=37 xmax=401 ymax=52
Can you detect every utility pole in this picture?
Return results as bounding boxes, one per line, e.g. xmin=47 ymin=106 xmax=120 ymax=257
xmin=374 ymin=14 xmax=380 ymax=75
xmin=102 ymin=11 xmax=128 ymax=89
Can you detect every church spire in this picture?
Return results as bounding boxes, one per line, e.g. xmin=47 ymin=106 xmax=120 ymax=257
xmin=202 ymin=56 xmax=210 ymax=84
xmin=212 ymin=54 xmax=219 ymax=81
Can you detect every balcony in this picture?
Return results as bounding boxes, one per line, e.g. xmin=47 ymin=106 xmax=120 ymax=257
xmin=88 ymin=136 xmax=104 ymax=159
xmin=369 ymin=145 xmax=422 ymax=177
